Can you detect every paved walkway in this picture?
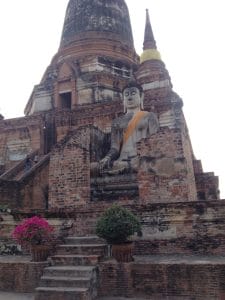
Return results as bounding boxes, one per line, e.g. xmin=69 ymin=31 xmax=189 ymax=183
xmin=0 ymin=295 xmax=193 ymax=300
xmin=97 ymin=297 xmax=149 ymax=300
xmin=0 ymin=255 xmax=31 ymax=263
xmin=0 ymin=292 xmax=34 ymax=300
xmin=98 ymin=297 xmax=194 ymax=300
xmin=0 ymin=295 xmax=208 ymax=300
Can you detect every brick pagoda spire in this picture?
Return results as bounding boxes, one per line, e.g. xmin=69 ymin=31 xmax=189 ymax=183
xmin=140 ymin=9 xmax=161 ymax=64
xmin=136 ymin=8 xmax=172 ymax=90
xmin=143 ymin=9 xmax=156 ymax=50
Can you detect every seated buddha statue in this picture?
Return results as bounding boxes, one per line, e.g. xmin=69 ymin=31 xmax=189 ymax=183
xmin=94 ymin=81 xmax=159 ymax=175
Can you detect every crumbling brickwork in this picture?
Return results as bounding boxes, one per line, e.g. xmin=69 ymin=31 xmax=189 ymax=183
xmin=49 ymin=127 xmax=91 ymax=208
xmin=0 ymin=155 xmax=49 ymax=210
xmin=98 ymin=259 xmax=225 ymax=299
xmin=0 ymin=260 xmax=48 ymax=292
xmin=137 ymin=127 xmax=197 ymax=203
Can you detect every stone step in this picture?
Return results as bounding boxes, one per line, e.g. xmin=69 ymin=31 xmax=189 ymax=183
xmin=65 ymin=236 xmax=105 ymax=245
xmin=40 ymin=275 xmax=91 ymax=288
xmin=43 ymin=266 xmax=96 ymax=278
xmin=51 ymin=254 xmax=101 ymax=266
xmin=35 ymin=287 xmax=90 ymax=300
xmin=57 ymin=244 xmax=107 ymax=256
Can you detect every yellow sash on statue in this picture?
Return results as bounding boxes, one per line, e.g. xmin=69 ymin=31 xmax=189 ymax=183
xmin=123 ymin=111 xmax=148 ymax=144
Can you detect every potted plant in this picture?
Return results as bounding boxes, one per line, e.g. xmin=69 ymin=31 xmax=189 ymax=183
xmin=12 ymin=216 xmax=54 ymax=261
xmin=96 ymin=205 xmax=141 ymax=262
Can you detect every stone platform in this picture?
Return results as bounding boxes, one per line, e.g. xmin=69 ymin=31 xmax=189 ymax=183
xmin=134 ymin=254 xmax=225 ymax=299
xmin=99 ymin=254 xmax=225 ymax=300
xmin=1 ymin=253 xmax=225 ymax=299
xmin=91 ymin=173 xmax=139 ymax=201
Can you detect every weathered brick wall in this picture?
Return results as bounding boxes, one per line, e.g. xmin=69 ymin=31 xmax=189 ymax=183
xmin=21 ymin=159 xmax=49 ymax=210
xmin=132 ymin=262 xmax=225 ymax=299
xmin=181 ymin=122 xmax=197 ymax=200
xmin=49 ymin=127 xmax=91 ymax=208
xmin=2 ymin=199 xmax=224 ymax=254
xmin=0 ymin=260 xmax=48 ymax=292
xmin=0 ymin=116 xmax=42 ymax=170
xmin=98 ymin=260 xmax=225 ymax=299
xmin=46 ymin=200 xmax=225 ymax=255
xmin=137 ymin=127 xmax=195 ymax=203
xmin=133 ymin=200 xmax=225 ymax=255
xmin=54 ymin=101 xmax=123 ymax=143
xmin=195 ymin=172 xmax=219 ymax=200
xmin=98 ymin=261 xmax=133 ymax=298
xmin=193 ymin=160 xmax=219 ymax=201
xmin=0 ymin=157 xmax=49 ymax=210
xmin=0 ymin=180 xmax=21 ymax=208
xmin=134 ymin=235 xmax=225 ymax=255
xmin=4 ymin=199 xmax=223 ymax=255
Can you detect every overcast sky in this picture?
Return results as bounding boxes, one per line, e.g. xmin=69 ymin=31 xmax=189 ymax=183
xmin=0 ymin=0 xmax=224 ymax=198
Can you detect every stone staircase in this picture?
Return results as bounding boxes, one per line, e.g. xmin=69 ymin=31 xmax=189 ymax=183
xmin=35 ymin=236 xmax=107 ymax=300
xmin=0 ymin=151 xmax=50 ymax=182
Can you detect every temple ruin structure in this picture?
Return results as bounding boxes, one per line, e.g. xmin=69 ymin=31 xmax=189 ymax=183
xmin=1 ymin=1 xmax=225 ymax=299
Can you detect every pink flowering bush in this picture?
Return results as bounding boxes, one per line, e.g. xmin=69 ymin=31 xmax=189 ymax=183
xmin=12 ymin=216 xmax=54 ymax=246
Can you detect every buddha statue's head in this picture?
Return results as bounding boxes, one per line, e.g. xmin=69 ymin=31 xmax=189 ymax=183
xmin=122 ymin=81 xmax=144 ymax=112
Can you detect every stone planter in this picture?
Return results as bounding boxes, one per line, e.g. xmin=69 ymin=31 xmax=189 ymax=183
xmin=112 ymin=242 xmax=134 ymax=262
xmin=31 ymin=245 xmax=50 ymax=262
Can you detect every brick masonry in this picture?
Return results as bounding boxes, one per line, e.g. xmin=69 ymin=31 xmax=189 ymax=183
xmin=98 ymin=259 xmax=225 ymax=299
xmin=0 ymin=258 xmax=48 ymax=293
xmin=0 ymin=155 xmax=49 ymax=209
xmin=1 ymin=199 xmax=224 ymax=255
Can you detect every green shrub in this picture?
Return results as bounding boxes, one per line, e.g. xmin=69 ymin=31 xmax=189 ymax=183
xmin=96 ymin=205 xmax=141 ymax=244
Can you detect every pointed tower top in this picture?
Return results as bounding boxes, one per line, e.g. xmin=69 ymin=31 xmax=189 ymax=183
xmin=143 ymin=9 xmax=156 ymax=50
xmin=140 ymin=9 xmax=161 ymax=63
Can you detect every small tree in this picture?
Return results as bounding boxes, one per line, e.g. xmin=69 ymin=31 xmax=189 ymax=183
xmin=96 ymin=205 xmax=141 ymax=244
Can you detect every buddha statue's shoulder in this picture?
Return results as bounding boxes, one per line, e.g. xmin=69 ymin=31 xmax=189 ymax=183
xmin=112 ymin=113 xmax=133 ymax=129
xmin=144 ymin=111 xmax=159 ymax=133
xmin=141 ymin=110 xmax=156 ymax=117
xmin=140 ymin=110 xmax=158 ymax=120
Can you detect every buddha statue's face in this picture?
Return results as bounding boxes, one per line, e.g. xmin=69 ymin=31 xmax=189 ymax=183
xmin=123 ymin=87 xmax=141 ymax=110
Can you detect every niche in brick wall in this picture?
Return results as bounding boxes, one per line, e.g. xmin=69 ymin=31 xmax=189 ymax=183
xmin=60 ymin=92 xmax=72 ymax=109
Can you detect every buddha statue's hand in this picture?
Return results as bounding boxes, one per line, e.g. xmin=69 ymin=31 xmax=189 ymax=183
xmin=99 ymin=156 xmax=111 ymax=173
